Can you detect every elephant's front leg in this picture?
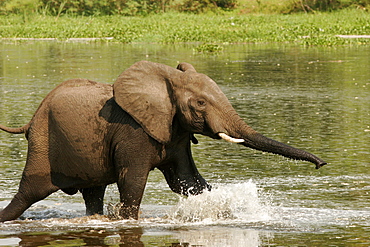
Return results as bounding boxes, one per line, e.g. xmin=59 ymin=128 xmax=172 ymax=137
xmin=80 ymin=186 xmax=107 ymax=215
xmin=116 ymin=166 xmax=150 ymax=219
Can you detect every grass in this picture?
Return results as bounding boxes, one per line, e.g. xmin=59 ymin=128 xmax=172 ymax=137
xmin=0 ymin=9 xmax=369 ymax=46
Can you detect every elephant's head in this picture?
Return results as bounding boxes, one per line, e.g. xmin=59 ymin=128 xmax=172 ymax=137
xmin=113 ymin=61 xmax=326 ymax=178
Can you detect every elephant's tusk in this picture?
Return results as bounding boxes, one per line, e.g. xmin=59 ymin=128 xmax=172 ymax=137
xmin=218 ymin=133 xmax=245 ymax=144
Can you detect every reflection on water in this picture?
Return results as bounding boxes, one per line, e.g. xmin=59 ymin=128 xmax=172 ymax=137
xmin=0 ymin=42 xmax=369 ymax=246
xmin=1 ymin=181 xmax=368 ymax=246
xmin=0 ymin=226 xmax=265 ymax=247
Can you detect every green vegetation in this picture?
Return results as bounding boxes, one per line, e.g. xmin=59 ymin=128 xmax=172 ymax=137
xmin=0 ymin=0 xmax=369 ymax=46
xmin=239 ymin=0 xmax=370 ymax=14
xmin=194 ymin=44 xmax=224 ymax=53
xmin=1 ymin=9 xmax=369 ymax=46
xmin=0 ymin=0 xmax=237 ymax=15
xmin=1 ymin=0 xmax=369 ymax=15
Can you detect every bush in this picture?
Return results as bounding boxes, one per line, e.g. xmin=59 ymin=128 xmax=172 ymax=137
xmin=40 ymin=0 xmax=118 ymax=15
xmin=2 ymin=0 xmax=237 ymax=16
xmin=180 ymin=0 xmax=237 ymax=13
xmin=0 ymin=0 xmax=39 ymax=14
xmin=238 ymin=0 xmax=370 ymax=13
xmin=291 ymin=0 xmax=370 ymax=12
xmin=0 ymin=0 xmax=368 ymax=15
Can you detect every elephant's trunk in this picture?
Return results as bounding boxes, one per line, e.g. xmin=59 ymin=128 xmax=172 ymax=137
xmin=219 ymin=121 xmax=327 ymax=169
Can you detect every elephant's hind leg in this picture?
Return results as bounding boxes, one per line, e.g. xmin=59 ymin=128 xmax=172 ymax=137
xmin=81 ymin=186 xmax=107 ymax=215
xmin=0 ymin=174 xmax=58 ymax=222
xmin=0 ymin=142 xmax=58 ymax=222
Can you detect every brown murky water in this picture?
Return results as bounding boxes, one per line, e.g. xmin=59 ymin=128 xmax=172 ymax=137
xmin=0 ymin=42 xmax=369 ymax=246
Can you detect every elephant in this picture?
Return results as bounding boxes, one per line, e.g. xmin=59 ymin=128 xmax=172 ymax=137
xmin=0 ymin=61 xmax=326 ymax=222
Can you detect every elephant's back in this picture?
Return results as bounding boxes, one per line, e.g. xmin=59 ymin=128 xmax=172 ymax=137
xmin=52 ymin=78 xmax=113 ymax=101
xmin=47 ymin=79 xmax=113 ymax=137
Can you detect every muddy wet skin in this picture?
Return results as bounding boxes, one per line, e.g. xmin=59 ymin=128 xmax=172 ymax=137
xmin=0 ymin=43 xmax=369 ymax=246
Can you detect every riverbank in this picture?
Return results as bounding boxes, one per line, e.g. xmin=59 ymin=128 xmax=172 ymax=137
xmin=1 ymin=9 xmax=369 ymax=46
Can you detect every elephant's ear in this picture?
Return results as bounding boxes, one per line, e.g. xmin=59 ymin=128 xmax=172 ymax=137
xmin=177 ymin=62 xmax=197 ymax=72
xmin=113 ymin=61 xmax=176 ymax=144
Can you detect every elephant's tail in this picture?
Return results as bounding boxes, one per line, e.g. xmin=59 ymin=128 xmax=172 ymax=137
xmin=0 ymin=123 xmax=29 ymax=134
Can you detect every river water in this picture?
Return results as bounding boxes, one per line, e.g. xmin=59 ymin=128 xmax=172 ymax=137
xmin=0 ymin=42 xmax=369 ymax=246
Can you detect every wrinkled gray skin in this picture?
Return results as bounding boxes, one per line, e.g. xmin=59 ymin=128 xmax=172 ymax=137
xmin=0 ymin=61 xmax=326 ymax=222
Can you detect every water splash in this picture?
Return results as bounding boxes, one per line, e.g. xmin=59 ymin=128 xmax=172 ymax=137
xmin=167 ymin=180 xmax=271 ymax=224
xmin=0 ymin=181 xmax=273 ymax=233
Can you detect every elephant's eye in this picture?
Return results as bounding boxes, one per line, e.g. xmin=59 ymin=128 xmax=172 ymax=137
xmin=197 ymin=100 xmax=206 ymax=107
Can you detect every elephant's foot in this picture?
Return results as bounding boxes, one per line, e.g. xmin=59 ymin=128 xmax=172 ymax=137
xmin=107 ymin=203 xmax=140 ymax=220
xmin=119 ymin=204 xmax=140 ymax=220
